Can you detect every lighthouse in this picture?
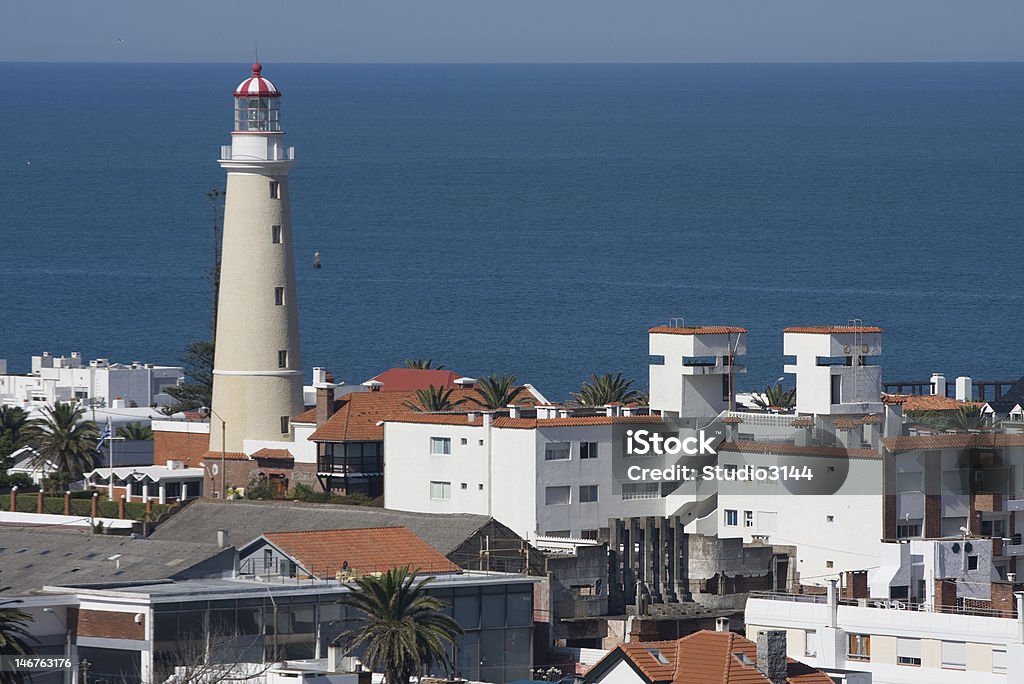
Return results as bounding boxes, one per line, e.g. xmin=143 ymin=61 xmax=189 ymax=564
xmin=209 ymin=64 xmax=303 ymax=453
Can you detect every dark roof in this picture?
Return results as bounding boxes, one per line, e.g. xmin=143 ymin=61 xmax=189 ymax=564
xmin=368 ymin=368 xmax=462 ymax=391
xmin=0 ymin=527 xmax=231 ymax=596
xmin=148 ymin=499 xmax=501 ymax=556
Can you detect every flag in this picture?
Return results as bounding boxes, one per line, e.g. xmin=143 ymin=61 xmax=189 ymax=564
xmin=97 ymin=418 xmax=113 ymax=453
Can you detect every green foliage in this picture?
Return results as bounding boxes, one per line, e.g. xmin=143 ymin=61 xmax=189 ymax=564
xmin=571 ymin=372 xmax=641 ymax=407
xmin=404 ymin=385 xmax=465 ymax=413
xmin=0 ymin=588 xmax=35 ymax=681
xmin=403 ymin=359 xmax=444 ymax=370
xmin=31 ymin=402 xmax=100 ymax=488
xmin=907 ymin=404 xmax=988 ymax=431
xmin=468 ymin=373 xmax=526 ymax=410
xmin=0 ymin=472 xmax=34 ymax=490
xmin=116 ymin=421 xmax=153 ymax=441
xmin=162 ymin=340 xmax=215 ymax=415
xmin=334 ymin=567 xmax=464 ymax=684
xmin=288 ymin=483 xmax=374 ymax=506
xmin=750 ymin=383 xmax=797 ymax=410
xmin=245 ymin=476 xmax=281 ymax=500
xmin=0 ymin=406 xmax=37 ymax=460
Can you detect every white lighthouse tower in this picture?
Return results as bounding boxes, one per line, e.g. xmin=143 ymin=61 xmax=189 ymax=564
xmin=209 ymin=64 xmax=303 ymax=453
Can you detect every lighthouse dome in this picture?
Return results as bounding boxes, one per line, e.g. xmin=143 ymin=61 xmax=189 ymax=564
xmin=234 ymin=63 xmax=281 ymax=98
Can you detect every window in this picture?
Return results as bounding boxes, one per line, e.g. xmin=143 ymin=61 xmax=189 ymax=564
xmin=968 ymin=555 xmax=978 ymax=570
xmin=429 ymin=481 xmax=451 ymax=500
xmin=478 ymin=483 xmax=484 ymax=490
xmin=545 ymin=530 xmax=570 ymax=538
xmin=278 ymin=350 xmax=288 ymax=368
xmin=941 ymin=641 xmax=965 ymax=670
xmin=804 ymin=630 xmax=817 ymax=657
xmin=724 ymin=509 xmax=738 ymax=526
xmin=896 ymin=638 xmax=921 ymax=666
xmin=430 ymin=437 xmax=451 ymax=455
xmin=826 ymin=560 xmax=834 ymax=568
xmin=280 ymin=416 xmax=289 ymax=434
xmin=848 ymin=634 xmax=870 ymax=661
xmin=571 ymin=584 xmax=597 ymax=597
xmin=579 ymin=485 xmax=598 ymax=503
xmin=993 ymin=647 xmax=1007 ymax=674
xmin=580 ymin=442 xmax=598 ymax=459
xmin=545 ymin=442 xmax=570 ymax=460
xmin=274 ymin=287 xmax=285 ymax=305
xmin=478 ymin=439 xmax=484 ymax=446
xmin=580 ymin=529 xmax=599 ymax=540
xmin=272 ymin=225 xmax=282 ymax=244
xmin=622 ymin=482 xmax=660 ymax=500
xmin=744 ymin=510 xmax=754 ymax=527
xmin=826 ymin=515 xmax=835 ymax=523
xmin=545 ymin=486 xmax=571 ymax=505
xmin=460 ymin=483 xmax=467 ymax=489
xmin=897 ymin=522 xmax=921 ymax=538
xmin=831 ymin=375 xmax=841 ymax=404
xmin=269 ymin=180 xmax=280 ymax=199
xmin=460 ymin=438 xmax=468 ymax=445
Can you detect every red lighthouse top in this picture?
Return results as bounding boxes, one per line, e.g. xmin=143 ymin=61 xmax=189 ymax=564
xmin=234 ymin=63 xmax=281 ymax=98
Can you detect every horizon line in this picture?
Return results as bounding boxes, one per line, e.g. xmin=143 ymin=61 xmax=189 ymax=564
xmin=4 ymin=59 xmax=1024 ymax=66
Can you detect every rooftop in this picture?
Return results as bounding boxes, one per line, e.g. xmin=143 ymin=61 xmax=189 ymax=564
xmin=882 ymin=432 xmax=1024 ymax=452
xmin=367 ymin=367 xmax=462 ymax=391
xmin=718 ymin=440 xmax=880 ymax=460
xmin=649 ymin=325 xmax=747 ymax=336
xmin=783 ymin=325 xmax=883 ymax=334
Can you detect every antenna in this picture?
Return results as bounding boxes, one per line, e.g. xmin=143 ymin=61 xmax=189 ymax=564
xmin=254 ymin=42 xmax=260 ymax=64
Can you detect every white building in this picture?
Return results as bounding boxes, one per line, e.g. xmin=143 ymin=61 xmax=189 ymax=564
xmin=0 ymin=351 xmax=182 ymax=408
xmin=649 ymin=323 xmax=747 ymax=417
xmin=783 ymin=326 xmax=884 ymax=416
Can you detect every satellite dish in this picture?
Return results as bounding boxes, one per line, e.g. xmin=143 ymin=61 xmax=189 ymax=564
xmin=211 ymin=464 xmax=219 ymax=476
xmin=843 ymin=345 xmax=852 ymax=354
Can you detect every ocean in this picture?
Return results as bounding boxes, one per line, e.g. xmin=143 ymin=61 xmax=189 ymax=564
xmin=3 ymin=62 xmax=1024 ymax=400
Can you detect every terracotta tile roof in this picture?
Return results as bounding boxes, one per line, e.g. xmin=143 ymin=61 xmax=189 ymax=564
xmin=250 ymin=448 xmax=294 ymax=461
xmin=790 ymin=418 xmax=815 ymax=427
xmin=859 ymin=414 xmax=883 ymax=425
xmin=382 ymin=414 xmax=663 ymax=429
xmin=882 ymin=433 xmax=1024 ymax=452
xmin=184 ymin=450 xmax=248 ymax=468
xmin=262 ymin=527 xmax=461 ymax=579
xmin=649 ymin=325 xmax=747 ymax=335
xmin=589 ymin=631 xmax=832 ymax=684
xmin=831 ymin=418 xmax=861 ymax=430
xmin=783 ymin=325 xmax=883 ymax=334
xmin=368 ymin=368 xmax=461 ymax=392
xmin=881 ymin=393 xmax=982 ymax=412
xmin=718 ymin=441 xmax=879 ymax=459
xmin=304 ymin=386 xmax=546 ymax=442
xmin=721 ymin=416 xmax=744 ymax=424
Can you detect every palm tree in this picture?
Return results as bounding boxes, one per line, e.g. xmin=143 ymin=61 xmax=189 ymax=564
xmin=571 ymin=372 xmax=641 ymax=407
xmin=404 ymin=386 xmax=465 ymax=413
xmin=334 ymin=567 xmax=463 ymax=684
xmin=404 ymin=359 xmax=444 ymax=370
xmin=0 ymin=406 xmax=37 ymax=461
xmin=950 ymin=404 xmax=987 ymax=431
xmin=750 ymin=383 xmax=796 ymax=410
xmin=31 ymin=402 xmax=101 ymax=488
xmin=469 ymin=373 xmax=526 ymax=409
xmin=0 ymin=588 xmax=35 ymax=683
xmin=116 ymin=421 xmax=153 ymax=440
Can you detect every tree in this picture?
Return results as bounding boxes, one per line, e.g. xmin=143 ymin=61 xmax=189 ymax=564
xmin=0 ymin=588 xmax=36 ymax=684
xmin=117 ymin=421 xmax=153 ymax=441
xmin=404 ymin=386 xmax=465 ymax=413
xmin=750 ymin=383 xmax=796 ymax=410
xmin=570 ymin=372 xmax=641 ymax=407
xmin=334 ymin=567 xmax=463 ymax=684
xmin=0 ymin=406 xmax=37 ymax=461
xmin=468 ymin=373 xmax=526 ymax=410
xmin=404 ymin=359 xmax=444 ymax=370
xmin=163 ymin=340 xmax=216 ymax=415
xmin=950 ymin=404 xmax=988 ymax=430
xmin=206 ymin=188 xmax=225 ymax=341
xmin=30 ymin=402 xmax=100 ymax=488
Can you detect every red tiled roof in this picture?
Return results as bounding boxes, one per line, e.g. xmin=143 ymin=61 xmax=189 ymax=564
xmin=790 ymin=418 xmax=815 ymax=427
xmin=383 ymin=414 xmax=662 ymax=429
xmin=718 ymin=441 xmax=879 ymax=459
xmin=185 ymin=450 xmax=249 ymax=468
xmin=263 ymin=527 xmax=460 ymax=578
xmin=304 ymin=387 xmax=546 ymax=442
xmin=250 ymin=448 xmax=294 ymax=461
xmin=368 ymin=368 xmax=462 ymax=392
xmin=881 ymin=394 xmax=982 ymax=412
xmin=882 ymin=433 xmax=1024 ymax=452
xmin=783 ymin=326 xmax=883 ymax=334
xmin=831 ymin=418 xmax=861 ymax=430
xmin=589 ymin=631 xmax=832 ymax=684
xmin=649 ymin=326 xmax=747 ymax=335
xmin=721 ymin=416 xmax=744 ymax=424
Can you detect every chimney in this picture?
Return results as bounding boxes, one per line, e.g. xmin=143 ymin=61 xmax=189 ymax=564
xmin=362 ymin=379 xmax=383 ymax=392
xmin=508 ymin=405 xmax=521 ymax=419
xmin=467 ymin=411 xmax=479 ymax=423
xmin=482 ymin=412 xmax=493 ymax=429
xmin=1015 ymin=592 xmax=1024 ymax=643
xmin=827 ymin=578 xmax=838 ymax=628
xmin=756 ymin=630 xmax=788 ymax=684
xmin=956 ymin=376 xmax=973 ymax=402
xmin=217 ymin=529 xmax=229 ymax=549
xmin=715 ymin=616 xmax=730 ymax=632
xmin=454 ymin=377 xmax=477 ymax=389
xmin=931 ymin=373 xmax=947 ymax=397
xmin=316 ymin=384 xmax=336 ymax=427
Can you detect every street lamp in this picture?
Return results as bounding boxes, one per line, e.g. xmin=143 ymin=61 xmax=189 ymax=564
xmin=42 ymin=607 xmax=75 ymax=684
xmin=207 ymin=407 xmax=227 ymax=499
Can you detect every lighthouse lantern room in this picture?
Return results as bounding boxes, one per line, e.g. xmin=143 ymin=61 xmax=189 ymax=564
xmin=234 ymin=63 xmax=282 ymax=132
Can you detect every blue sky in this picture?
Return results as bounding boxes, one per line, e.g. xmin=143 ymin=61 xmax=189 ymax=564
xmin=4 ymin=1 xmax=1024 ymax=63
